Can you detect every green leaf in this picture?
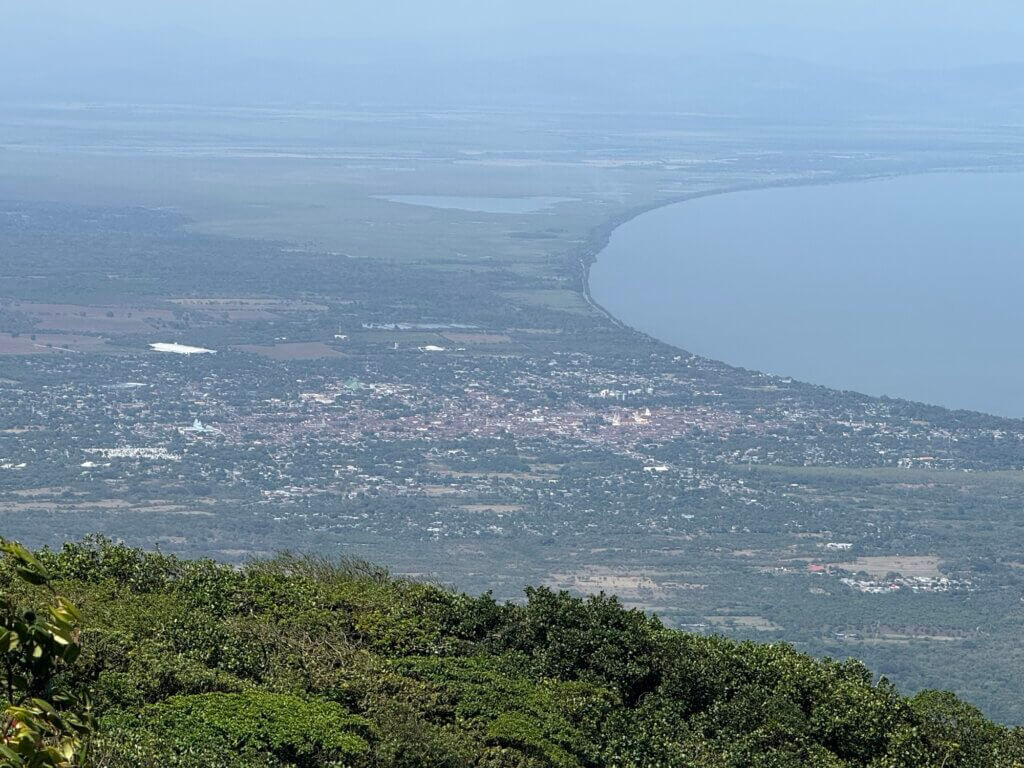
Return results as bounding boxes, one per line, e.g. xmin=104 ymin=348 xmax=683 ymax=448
xmin=55 ymin=599 xmax=82 ymax=623
xmin=15 ymin=567 xmax=49 ymax=587
xmin=2 ymin=540 xmax=52 ymax=581
xmin=31 ymin=698 xmax=58 ymax=716
xmin=0 ymin=744 xmax=21 ymax=762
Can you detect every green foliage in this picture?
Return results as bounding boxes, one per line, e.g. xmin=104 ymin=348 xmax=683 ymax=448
xmin=362 ymin=699 xmax=472 ymax=768
xmin=486 ymin=713 xmax=578 ymax=768
xmin=906 ymin=690 xmax=1014 ymax=768
xmin=387 ymin=656 xmax=617 ymax=768
xmin=95 ymin=693 xmax=369 ymax=768
xmin=34 ymin=538 xmax=176 ymax=595
xmin=500 ymin=587 xmax=662 ymax=705
xmin=9 ymin=538 xmax=1023 ymax=768
xmin=0 ymin=540 xmax=91 ymax=768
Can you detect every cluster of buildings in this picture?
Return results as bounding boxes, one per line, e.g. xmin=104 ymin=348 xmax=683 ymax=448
xmin=838 ymin=575 xmax=975 ymax=594
xmin=1 ymin=339 xmax=1021 ymax=576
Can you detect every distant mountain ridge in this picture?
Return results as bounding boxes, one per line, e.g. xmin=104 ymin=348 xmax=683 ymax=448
xmin=4 ymin=44 xmax=1024 ymax=124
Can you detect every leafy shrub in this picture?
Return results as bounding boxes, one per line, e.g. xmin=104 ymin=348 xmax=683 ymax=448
xmin=96 ymin=692 xmax=369 ymax=768
xmin=1 ymin=540 xmax=92 ymax=767
xmin=7 ymin=538 xmax=1023 ymax=768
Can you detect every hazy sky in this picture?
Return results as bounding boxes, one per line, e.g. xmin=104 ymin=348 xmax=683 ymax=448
xmin=7 ymin=1 xmax=1024 ymax=68
xmin=4 ymin=2 xmax=1023 ymax=107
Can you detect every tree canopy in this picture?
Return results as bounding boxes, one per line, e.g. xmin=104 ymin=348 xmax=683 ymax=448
xmin=2 ymin=537 xmax=1021 ymax=768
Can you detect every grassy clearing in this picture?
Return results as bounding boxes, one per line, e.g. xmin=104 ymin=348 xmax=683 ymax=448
xmin=835 ymin=555 xmax=944 ymax=578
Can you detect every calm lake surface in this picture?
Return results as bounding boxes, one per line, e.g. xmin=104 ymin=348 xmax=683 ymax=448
xmin=590 ymin=173 xmax=1024 ymax=418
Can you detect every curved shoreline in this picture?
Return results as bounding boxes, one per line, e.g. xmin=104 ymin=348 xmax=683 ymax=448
xmin=575 ymin=172 xmax=900 ymax=334
xmin=576 ymin=164 xmax=1013 ymax=345
xmin=575 ymin=166 xmax=1024 ymax=419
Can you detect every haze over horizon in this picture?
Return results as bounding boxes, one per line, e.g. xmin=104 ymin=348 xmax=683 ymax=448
xmin=5 ymin=1 xmax=1024 ymax=120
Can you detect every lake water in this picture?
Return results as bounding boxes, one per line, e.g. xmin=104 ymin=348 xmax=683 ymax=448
xmin=590 ymin=173 xmax=1024 ymax=418
xmin=376 ymin=195 xmax=576 ymax=213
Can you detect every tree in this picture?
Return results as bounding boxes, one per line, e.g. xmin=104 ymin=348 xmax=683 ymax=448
xmin=1 ymin=540 xmax=91 ymax=768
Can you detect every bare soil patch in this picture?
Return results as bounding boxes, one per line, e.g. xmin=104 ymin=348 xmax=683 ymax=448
xmin=442 ymin=332 xmax=512 ymax=344
xmin=11 ymin=302 xmax=174 ymax=333
xmin=547 ymin=566 xmax=707 ymax=600
xmin=0 ymin=332 xmax=111 ymax=355
xmin=460 ymin=503 xmax=524 ymax=513
xmin=549 ymin=567 xmax=667 ymax=597
xmin=705 ymin=615 xmax=783 ymax=631
xmin=836 ymin=555 xmax=943 ymax=578
xmin=171 ymin=297 xmax=327 ymax=312
xmin=422 ymin=485 xmax=463 ymax=497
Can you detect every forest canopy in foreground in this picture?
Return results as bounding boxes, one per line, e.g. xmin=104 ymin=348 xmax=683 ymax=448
xmin=2 ymin=538 xmax=1022 ymax=768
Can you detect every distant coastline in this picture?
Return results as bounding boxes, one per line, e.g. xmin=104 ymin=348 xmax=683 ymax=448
xmin=581 ymin=167 xmax=1024 ymax=418
xmin=578 ymin=164 xmax=1019 ymax=343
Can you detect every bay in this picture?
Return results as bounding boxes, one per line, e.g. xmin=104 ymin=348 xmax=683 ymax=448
xmin=590 ymin=173 xmax=1024 ymax=417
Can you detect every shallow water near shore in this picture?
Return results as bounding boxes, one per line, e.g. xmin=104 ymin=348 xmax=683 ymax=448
xmin=590 ymin=172 xmax=1024 ymax=418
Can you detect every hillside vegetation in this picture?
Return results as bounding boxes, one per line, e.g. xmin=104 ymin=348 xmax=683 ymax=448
xmin=2 ymin=538 xmax=1021 ymax=768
